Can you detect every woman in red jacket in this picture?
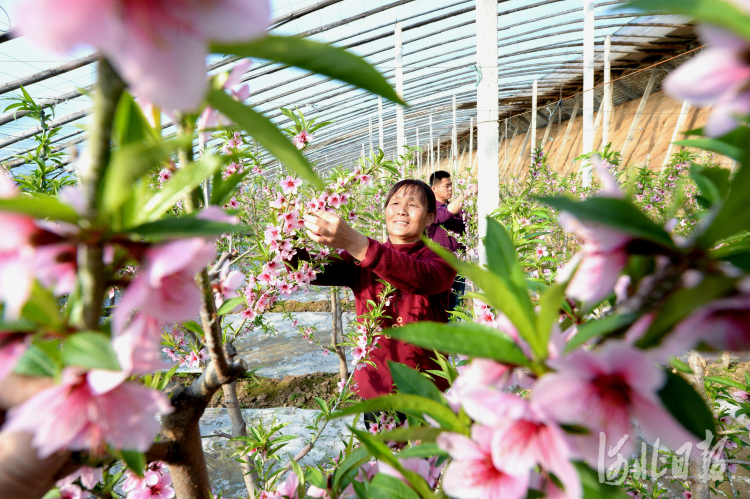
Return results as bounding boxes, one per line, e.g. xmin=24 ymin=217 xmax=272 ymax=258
xmin=302 ymin=179 xmax=457 ymax=399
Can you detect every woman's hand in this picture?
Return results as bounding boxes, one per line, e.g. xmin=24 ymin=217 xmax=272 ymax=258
xmin=303 ymin=210 xmax=369 ymax=261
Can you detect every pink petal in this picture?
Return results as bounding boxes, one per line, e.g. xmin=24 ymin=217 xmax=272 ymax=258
xmin=437 ymin=432 xmax=486 ymax=461
xmin=0 ymin=335 xmax=29 ymax=381
xmin=631 ymin=393 xmax=700 ymax=452
xmin=565 ymin=250 xmax=627 ymax=304
xmin=225 ymin=59 xmax=253 ymax=89
xmin=191 ymin=0 xmax=270 ymax=42
xmin=15 ymin=0 xmax=118 ymax=54
xmin=664 ymin=44 xmax=750 ymax=106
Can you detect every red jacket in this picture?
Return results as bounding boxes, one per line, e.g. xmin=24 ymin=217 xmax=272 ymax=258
xmin=305 ymin=238 xmax=456 ymax=399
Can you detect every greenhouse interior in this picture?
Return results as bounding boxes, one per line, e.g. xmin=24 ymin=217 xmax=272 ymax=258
xmin=1 ymin=1 xmax=749 ymax=499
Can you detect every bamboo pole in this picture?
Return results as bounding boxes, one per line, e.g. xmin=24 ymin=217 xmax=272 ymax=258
xmin=621 ymin=70 xmax=658 ymax=158
xmin=663 ymin=100 xmax=691 ymax=169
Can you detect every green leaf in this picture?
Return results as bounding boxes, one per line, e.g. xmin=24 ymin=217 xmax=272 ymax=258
xmin=305 ymin=467 xmax=327 ymax=489
xmin=217 ymin=296 xmax=246 ymax=315
xmin=113 ymin=92 xmax=157 ymax=147
xmin=423 ymin=238 xmax=537 ymax=348
xmin=128 ymin=217 xmax=249 ymax=239
xmin=485 ymin=218 xmax=528 ymax=293
xmin=211 ymin=169 xmax=250 ymax=206
xmin=385 ymin=322 xmax=530 ymax=367
xmin=101 ymin=137 xmax=191 ymax=215
xmin=333 ymin=446 xmax=370 ymax=493
xmin=139 ymin=155 xmax=226 ymax=223
xmin=675 ymin=139 xmax=743 ymax=163
xmin=635 ymin=276 xmax=736 ymax=348
xmin=695 ymin=166 xmax=731 ymax=200
xmin=536 ymin=283 xmax=567 ymax=358
xmin=207 ymin=88 xmax=322 ymax=189
xmin=333 ymin=394 xmax=464 ymax=433
xmin=0 ymin=194 xmax=79 ymax=224
xmin=658 ymin=370 xmax=716 ymax=441
xmin=388 ymin=362 xmax=445 ymax=405
xmin=705 ymin=376 xmax=747 ymax=390
xmin=670 ymin=357 xmax=693 ymax=374
xmin=62 ymin=332 xmax=121 ymax=372
xmin=119 ymin=450 xmax=146 ymax=477
xmin=350 ymin=428 xmax=434 ymax=499
xmin=565 ymin=314 xmax=638 ymax=352
xmin=13 ymin=342 xmax=60 ymax=377
xmin=573 ymin=462 xmax=631 ymax=499
xmin=395 ymin=443 xmax=448 ymax=460
xmin=539 ymin=196 xmax=675 ymax=248
xmin=625 ymin=0 xmax=750 ymax=42
xmin=211 ymin=36 xmax=405 ymax=106
xmin=21 ymin=282 xmax=63 ymax=330
xmin=367 ymin=474 xmax=420 ymax=499
xmin=698 ymin=134 xmax=750 ymax=247
xmin=375 ymin=426 xmax=443 ymax=443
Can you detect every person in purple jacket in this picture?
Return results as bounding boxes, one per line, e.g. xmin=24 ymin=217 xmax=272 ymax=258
xmin=427 ymin=170 xmax=477 ymax=311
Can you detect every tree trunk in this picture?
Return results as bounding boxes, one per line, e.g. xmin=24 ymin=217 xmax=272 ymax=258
xmin=687 ymin=351 xmax=710 ymax=499
xmin=222 ymin=344 xmax=258 ymax=497
xmin=331 ymin=287 xmax=348 ymax=382
xmin=721 ymin=351 xmax=731 ymax=369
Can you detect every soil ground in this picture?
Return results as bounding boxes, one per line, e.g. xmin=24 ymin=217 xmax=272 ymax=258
xmin=267 ymin=299 xmax=354 ymax=313
xmin=174 ymin=371 xmax=360 ymax=410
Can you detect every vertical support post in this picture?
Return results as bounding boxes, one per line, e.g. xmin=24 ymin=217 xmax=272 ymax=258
xmin=663 ymin=100 xmax=691 ymax=169
xmin=437 ymin=137 xmax=441 ymax=167
xmin=362 ymin=144 xmax=365 ymax=158
xmin=531 ymin=79 xmax=538 ymax=149
xmin=369 ymin=117 xmax=373 ymax=154
xmin=541 ymin=104 xmax=557 ymax=148
xmin=477 ymin=0 xmax=499 ymax=266
xmin=469 ymin=117 xmax=474 ymax=174
xmin=581 ymin=0 xmax=595 ymax=186
xmin=429 ymin=110 xmax=434 ymax=172
xmin=378 ymin=96 xmax=384 ymax=151
xmin=452 ymin=94 xmax=458 ymax=176
xmin=395 ymin=22 xmax=405 ymax=155
xmin=416 ymin=127 xmax=421 ymax=176
xmin=602 ymin=35 xmax=612 ymax=149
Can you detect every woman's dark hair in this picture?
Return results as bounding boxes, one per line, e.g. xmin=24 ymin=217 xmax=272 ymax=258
xmin=384 ymin=179 xmax=436 ymax=214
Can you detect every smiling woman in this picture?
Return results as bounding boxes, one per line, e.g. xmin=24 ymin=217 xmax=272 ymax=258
xmin=299 ymin=179 xmax=456 ymax=399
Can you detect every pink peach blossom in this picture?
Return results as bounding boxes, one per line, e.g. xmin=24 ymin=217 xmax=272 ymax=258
xmin=437 ymin=426 xmax=530 ymax=499
xmin=271 ymin=470 xmax=299 ymax=499
xmin=114 ymin=238 xmax=215 ymax=327
xmin=0 ymin=333 xmax=30 ymax=381
xmin=0 ymin=173 xmax=39 ymax=320
xmin=462 ymin=395 xmax=580 ymax=498
xmin=659 ymin=294 xmax=750 ymax=354
xmin=91 ymin=314 xmax=170 ymax=393
xmin=123 ymin=468 xmax=160 ymax=494
xmin=556 ymin=157 xmax=630 ymax=304
xmin=532 ymin=342 xmax=698 ymax=466
xmin=17 ymin=1 xmax=269 ymax=111
xmin=59 ymin=484 xmax=83 ymax=499
xmin=2 ymin=369 xmax=172 ymax=458
xmin=280 ymin=176 xmax=303 ymax=195
xmin=217 ymin=261 xmax=246 ymax=302
xmin=58 ymin=466 xmax=103 ymax=490
xmin=33 ymin=243 xmax=78 ymax=296
xmin=198 ymin=61 xmax=252 ymax=146
xmin=292 ymin=130 xmax=313 ymax=149
xmin=133 ymin=472 xmax=175 ymax=499
xmin=664 ymin=25 xmax=750 ymax=136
